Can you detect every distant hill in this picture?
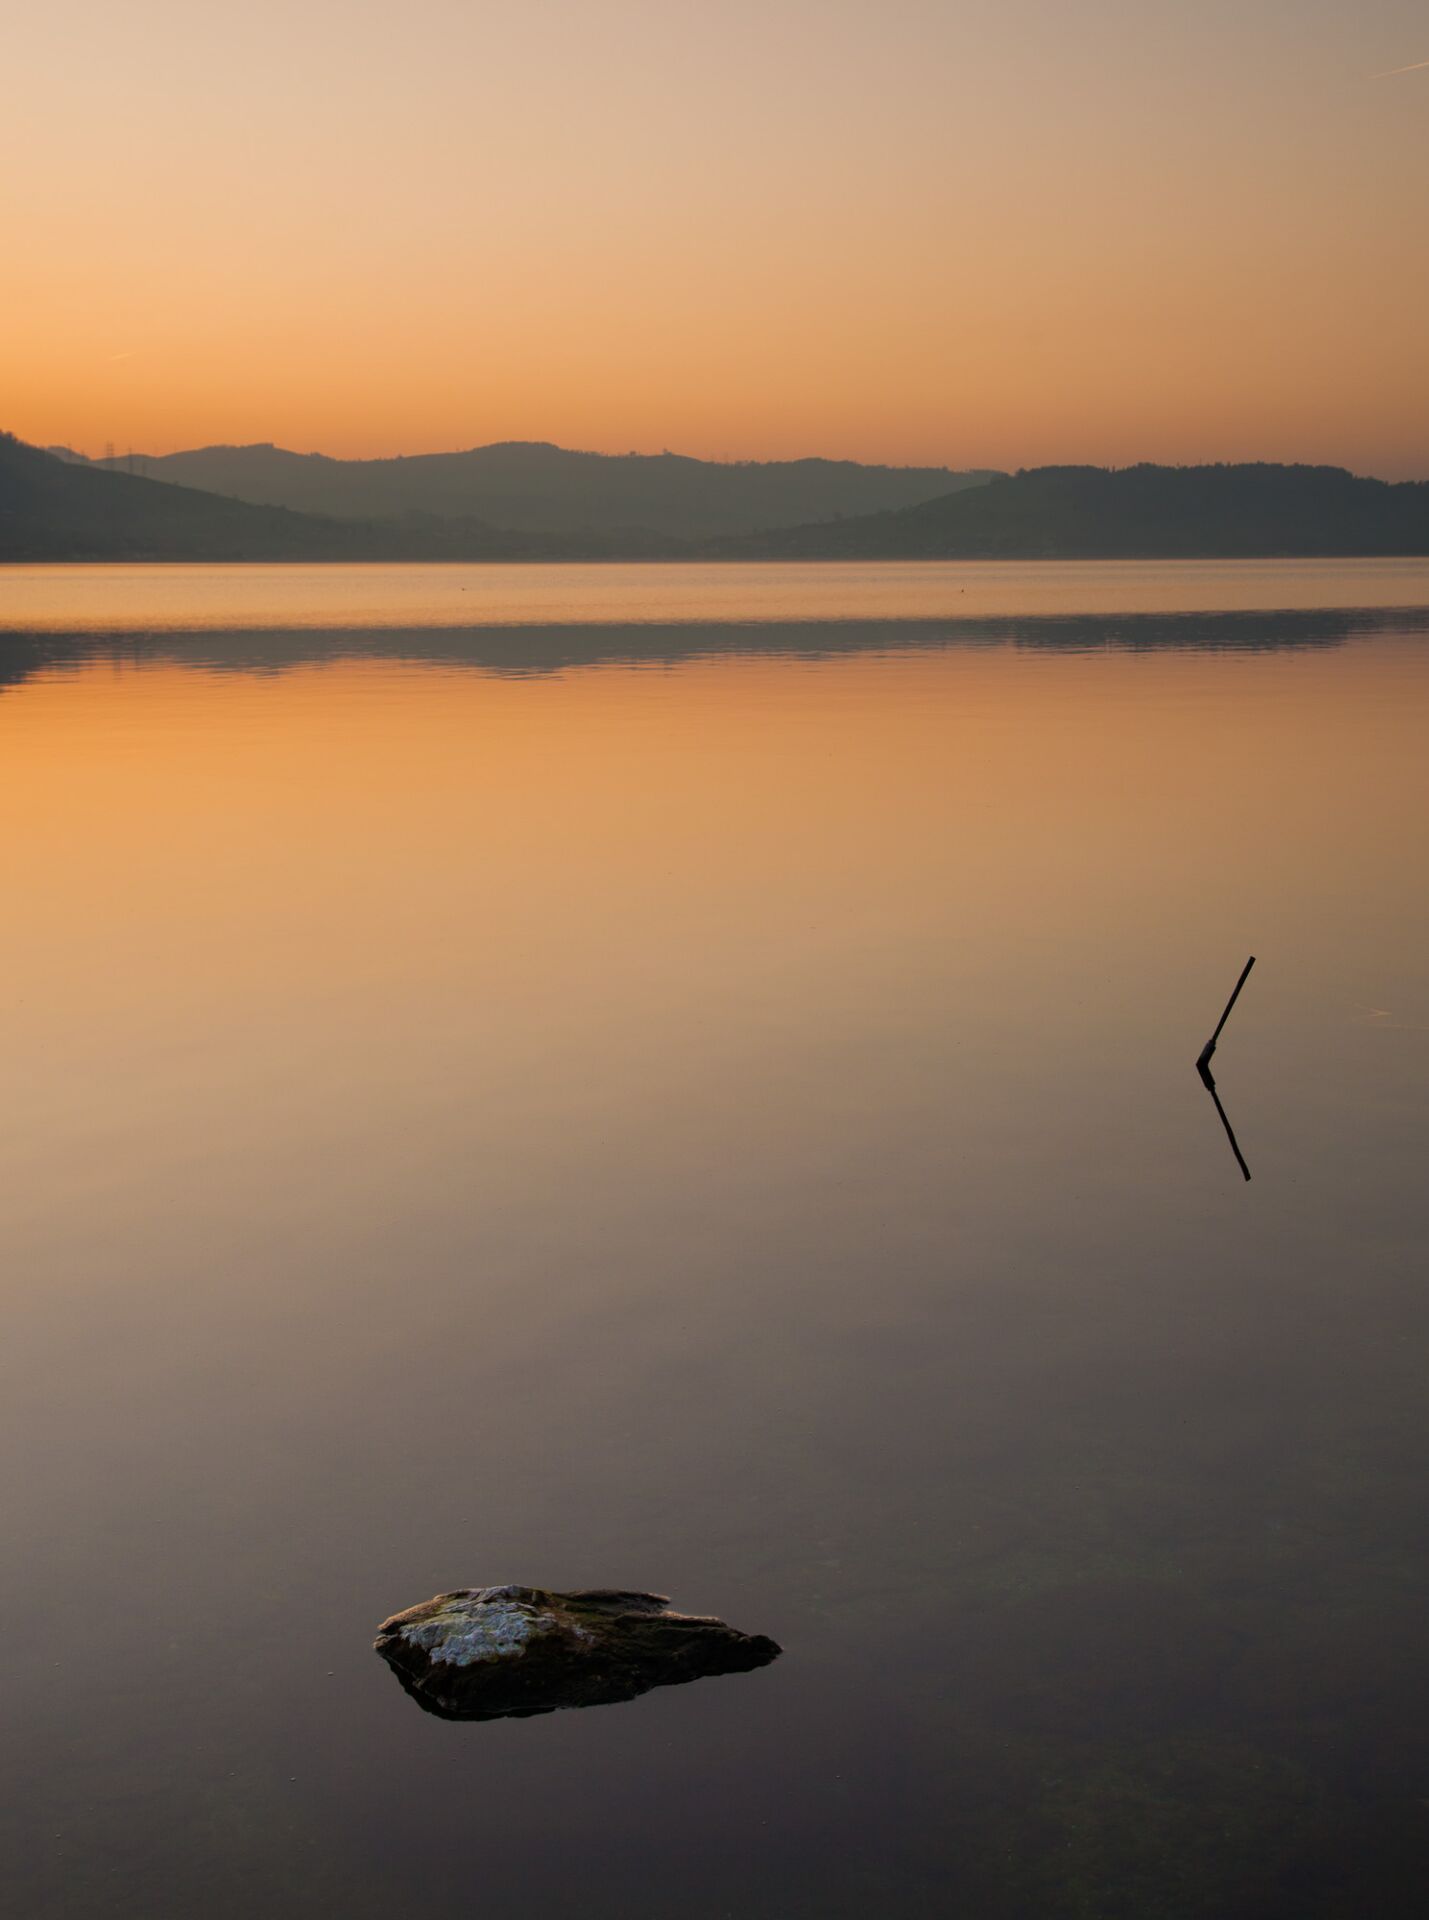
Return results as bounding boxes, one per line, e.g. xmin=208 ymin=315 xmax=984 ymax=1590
xmin=62 ymin=440 xmax=998 ymax=538
xmin=11 ymin=440 xmax=1429 ymax=566
xmin=2 ymin=433 xmax=387 ymax=561
xmin=1 ymin=435 xmax=669 ymax=561
xmin=717 ymin=464 xmax=1429 ymax=559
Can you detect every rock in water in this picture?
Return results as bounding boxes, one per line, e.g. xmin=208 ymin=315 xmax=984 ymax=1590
xmin=373 ymin=1585 xmax=780 ymax=1721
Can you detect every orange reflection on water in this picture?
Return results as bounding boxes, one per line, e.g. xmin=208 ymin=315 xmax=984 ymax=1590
xmin=4 ymin=635 xmax=1426 ymax=1236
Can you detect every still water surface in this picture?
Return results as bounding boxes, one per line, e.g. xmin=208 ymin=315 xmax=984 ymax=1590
xmin=3 ymin=563 xmax=1429 ymax=1917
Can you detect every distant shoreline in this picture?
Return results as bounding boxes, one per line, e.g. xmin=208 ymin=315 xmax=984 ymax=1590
xmin=10 ymin=550 xmax=1429 ymax=566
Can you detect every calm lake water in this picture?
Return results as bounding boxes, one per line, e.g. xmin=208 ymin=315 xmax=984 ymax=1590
xmin=4 ymin=562 xmax=1429 ymax=1919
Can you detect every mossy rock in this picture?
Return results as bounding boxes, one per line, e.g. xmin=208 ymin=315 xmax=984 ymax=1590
xmin=374 ymin=1584 xmax=780 ymax=1721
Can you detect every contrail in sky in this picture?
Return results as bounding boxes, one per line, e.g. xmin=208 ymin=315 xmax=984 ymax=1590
xmin=1373 ymin=57 xmax=1429 ymax=76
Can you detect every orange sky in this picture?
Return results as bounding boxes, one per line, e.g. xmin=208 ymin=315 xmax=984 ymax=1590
xmin=6 ymin=0 xmax=1428 ymax=476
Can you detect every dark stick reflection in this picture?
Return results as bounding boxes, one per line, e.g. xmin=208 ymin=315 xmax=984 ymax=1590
xmin=1197 ymin=1059 xmax=1252 ymax=1182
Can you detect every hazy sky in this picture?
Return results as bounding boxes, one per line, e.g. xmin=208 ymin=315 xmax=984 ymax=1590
xmin=6 ymin=0 xmax=1428 ymax=473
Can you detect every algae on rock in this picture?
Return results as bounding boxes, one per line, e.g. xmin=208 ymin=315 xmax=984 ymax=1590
xmin=374 ymin=1585 xmax=780 ymax=1721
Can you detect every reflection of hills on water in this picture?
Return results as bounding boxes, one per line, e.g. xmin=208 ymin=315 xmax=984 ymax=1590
xmin=3 ymin=604 xmax=1427 ymax=691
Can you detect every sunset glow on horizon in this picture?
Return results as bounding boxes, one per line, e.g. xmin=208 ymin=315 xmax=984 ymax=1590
xmin=7 ymin=0 xmax=1429 ymax=477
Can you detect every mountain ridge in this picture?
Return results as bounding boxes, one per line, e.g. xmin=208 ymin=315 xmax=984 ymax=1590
xmin=714 ymin=462 xmax=1429 ymax=560
xmin=0 ymin=434 xmax=673 ymax=561
xmin=9 ymin=438 xmax=1429 ymax=564
xmin=57 ymin=439 xmax=999 ymax=539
